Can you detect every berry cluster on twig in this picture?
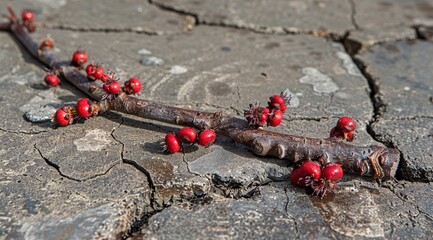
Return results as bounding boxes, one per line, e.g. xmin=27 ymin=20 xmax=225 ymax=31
xmin=244 ymin=91 xmax=291 ymax=128
xmin=164 ymin=128 xmax=217 ymax=154
xmin=50 ymin=50 xmax=142 ymax=126
xmin=291 ymin=160 xmax=344 ymax=198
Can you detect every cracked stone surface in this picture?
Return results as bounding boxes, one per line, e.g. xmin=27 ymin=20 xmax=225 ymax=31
xmin=152 ymin=0 xmax=353 ymax=35
xmin=344 ymin=0 xmax=433 ymax=53
xmin=139 ymin=181 xmax=433 ymax=239
xmin=0 ymin=0 xmax=191 ymax=34
xmin=356 ymin=40 xmax=433 ymax=181
xmin=1 ymin=1 xmax=433 ymax=239
xmin=0 ymin=132 xmax=152 ymax=239
xmin=31 ymin=27 xmax=374 ymax=122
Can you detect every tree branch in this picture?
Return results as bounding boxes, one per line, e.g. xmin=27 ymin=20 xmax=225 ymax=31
xmin=0 ymin=11 xmax=400 ymax=179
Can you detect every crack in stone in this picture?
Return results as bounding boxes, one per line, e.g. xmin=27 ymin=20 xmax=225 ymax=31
xmin=148 ymin=0 xmax=200 ymax=25
xmin=33 ymin=144 xmax=118 ymax=182
xmin=386 ymin=115 xmax=433 ymax=121
xmin=284 ymin=187 xmax=300 ymax=239
xmin=337 ymin=43 xmax=421 ymax=183
xmin=148 ymin=0 xmax=343 ymax=40
xmin=41 ymin=23 xmax=162 ymax=35
xmin=34 ymin=143 xmax=119 ymax=182
xmin=382 ymin=181 xmax=433 ymax=221
xmin=348 ymin=0 xmax=360 ymax=30
xmin=0 ymin=127 xmax=48 ymax=135
xmin=284 ymin=116 xmax=332 ymax=123
xmin=108 ymin=116 xmax=170 ymax=237
xmin=181 ymin=152 xmax=201 ymax=178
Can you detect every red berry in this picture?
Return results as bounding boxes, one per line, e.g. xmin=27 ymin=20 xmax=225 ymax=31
xmin=102 ymin=81 xmax=121 ymax=94
xmin=100 ymin=74 xmax=110 ymax=82
xmin=259 ymin=111 xmax=268 ymax=126
xmin=329 ymin=127 xmax=344 ymax=139
xmin=124 ymin=78 xmax=142 ymax=94
xmin=71 ymin=50 xmax=88 ymax=67
xmin=322 ymin=163 xmax=344 ymax=183
xmin=198 ymin=129 xmax=216 ymax=147
xmin=290 ymin=160 xmax=322 ymax=186
xmin=165 ymin=133 xmax=181 ymax=153
xmin=337 ymin=116 xmax=356 ymax=132
xmin=22 ymin=10 xmax=35 ymax=22
xmin=280 ymin=104 xmax=287 ymax=112
xmin=290 ymin=167 xmax=305 ymax=187
xmin=86 ymin=64 xmax=96 ymax=77
xmin=55 ymin=108 xmax=71 ymax=127
xmin=76 ymin=98 xmax=92 ymax=118
xmin=177 ymin=127 xmax=197 ymax=144
xmin=270 ymin=95 xmax=285 ymax=106
xmin=267 ymin=109 xmax=283 ymax=127
xmin=93 ymin=66 xmax=104 ymax=80
xmin=44 ymin=74 xmax=60 ymax=87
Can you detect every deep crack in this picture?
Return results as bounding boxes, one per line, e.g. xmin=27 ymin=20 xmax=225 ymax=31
xmin=109 ymin=116 xmax=169 ymax=237
xmin=34 ymin=144 xmax=81 ymax=182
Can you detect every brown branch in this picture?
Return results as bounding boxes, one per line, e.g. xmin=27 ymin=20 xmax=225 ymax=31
xmin=0 ymin=22 xmax=10 ymax=30
xmin=1 ymin=11 xmax=400 ymax=179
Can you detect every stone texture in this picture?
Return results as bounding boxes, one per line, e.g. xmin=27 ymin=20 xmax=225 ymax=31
xmin=153 ymin=0 xmax=353 ymax=35
xmin=356 ymin=40 xmax=433 ymax=118
xmin=142 ymin=182 xmax=336 ymax=239
xmin=372 ymin=119 xmax=433 ymax=181
xmin=141 ymin=181 xmax=433 ymax=239
xmin=355 ymin=0 xmax=433 ymax=30
xmin=0 ymin=25 xmax=151 ymax=239
xmin=0 ymin=0 xmax=191 ymax=34
xmin=0 ymin=132 xmax=151 ymax=239
xmin=345 ymin=0 xmax=433 ymax=53
xmin=33 ymin=27 xmax=373 ymax=123
xmin=1 ymin=0 xmax=432 ymax=239
xmin=356 ymin=40 xmax=433 ymax=181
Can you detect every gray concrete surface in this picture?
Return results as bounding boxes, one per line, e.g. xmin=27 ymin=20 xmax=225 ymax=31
xmin=0 ymin=0 xmax=432 ymax=239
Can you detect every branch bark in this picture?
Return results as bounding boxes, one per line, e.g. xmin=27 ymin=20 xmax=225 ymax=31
xmin=0 ymin=12 xmax=400 ymax=179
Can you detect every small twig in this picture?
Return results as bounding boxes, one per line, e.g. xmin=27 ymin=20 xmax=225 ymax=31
xmin=0 ymin=8 xmax=400 ymax=179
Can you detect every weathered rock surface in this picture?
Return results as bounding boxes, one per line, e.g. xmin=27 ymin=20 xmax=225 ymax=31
xmin=153 ymin=0 xmax=353 ymax=35
xmin=0 ymin=0 xmax=190 ymax=34
xmin=140 ymin=181 xmax=433 ymax=239
xmin=0 ymin=0 xmax=432 ymax=239
xmin=356 ymin=40 xmax=433 ymax=181
xmin=0 ymin=132 xmax=152 ymax=239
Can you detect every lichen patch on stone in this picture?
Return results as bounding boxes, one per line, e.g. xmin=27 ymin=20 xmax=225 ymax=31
xmin=73 ymin=129 xmax=112 ymax=151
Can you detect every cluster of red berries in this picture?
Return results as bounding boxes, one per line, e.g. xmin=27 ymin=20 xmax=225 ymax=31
xmin=21 ymin=9 xmax=35 ymax=32
xmin=54 ymin=98 xmax=97 ymax=127
xmin=291 ymin=160 xmax=343 ymax=198
xmin=83 ymin=59 xmax=141 ymax=95
xmin=164 ymin=127 xmax=216 ymax=154
xmin=330 ymin=116 xmax=356 ymax=142
xmin=244 ymin=93 xmax=290 ymax=128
